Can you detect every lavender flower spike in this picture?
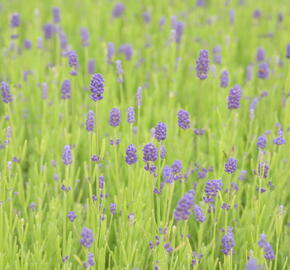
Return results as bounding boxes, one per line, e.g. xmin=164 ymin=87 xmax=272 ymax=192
xmin=174 ymin=189 xmax=195 ymax=220
xmin=62 ymin=145 xmax=72 ymax=165
xmin=227 ymin=85 xmax=242 ymax=110
xmin=1 ymin=81 xmax=13 ymax=103
xmin=221 ymin=227 xmax=235 ymax=255
xmin=86 ymin=110 xmax=95 ymax=132
xmin=178 ymin=109 xmax=190 ymax=129
xmin=11 ymin=13 xmax=20 ymax=28
xmin=61 ymin=79 xmax=71 ymax=99
xmin=225 ymin=158 xmax=237 ymax=173
xmin=125 ymin=144 xmax=138 ymax=165
xmin=257 ymin=134 xmax=267 ymax=149
xmin=220 ymin=70 xmax=229 ymax=88
xmin=196 ymin=50 xmax=209 ymax=80
xmin=193 ymin=204 xmax=206 ymax=222
xmin=286 ymin=44 xmax=290 ymax=59
xmin=109 ymin=108 xmax=121 ymax=127
xmin=154 ymin=122 xmax=167 ymax=141
xmin=127 ymin=107 xmax=135 ymax=123
xmin=90 ymin=73 xmax=105 ymax=101
xmin=80 ymin=227 xmax=94 ymax=248
xmin=143 ymin=143 xmax=158 ymax=162
xmin=258 ymin=63 xmax=269 ymax=79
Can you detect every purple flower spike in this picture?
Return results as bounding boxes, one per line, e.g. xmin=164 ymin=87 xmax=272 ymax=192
xmin=174 ymin=189 xmax=195 ymax=220
xmin=246 ymin=64 xmax=253 ymax=81
xmin=143 ymin=143 xmax=158 ymax=162
xmin=204 ymin=179 xmax=223 ymax=203
xmin=67 ymin=50 xmax=78 ymax=75
xmin=256 ymin=48 xmax=265 ymax=62
xmin=90 ymin=73 xmax=104 ymax=101
xmin=227 ymin=85 xmax=242 ymax=110
xmin=43 ymin=23 xmax=55 ymax=39
xmin=62 ymin=145 xmax=72 ymax=166
xmin=196 ymin=50 xmax=209 ymax=80
xmin=67 ymin=211 xmax=76 ymax=222
xmin=273 ymin=129 xmax=286 ymax=145
xmin=11 ymin=13 xmax=20 ymax=28
xmin=87 ymin=253 xmax=95 ymax=266
xmin=80 ymin=227 xmax=94 ymax=248
xmin=160 ymin=145 xmax=166 ymax=159
xmin=125 ymin=144 xmax=138 ymax=165
xmin=24 ymin=39 xmax=32 ymax=49
xmin=119 ymin=44 xmax=133 ymax=60
xmin=61 ymin=79 xmax=71 ymax=99
xmin=258 ymin=63 xmax=269 ymax=79
xmin=193 ymin=205 xmax=206 ymax=222
xmin=109 ymin=108 xmax=121 ymax=127
xmin=52 ymin=7 xmax=61 ymax=23
xmin=220 ymin=70 xmax=229 ymax=88
xmin=225 ymin=158 xmax=237 ymax=174
xmin=221 ymin=227 xmax=235 ymax=255
xmin=127 ymin=107 xmax=135 ymax=124
xmin=107 ymin=42 xmax=115 ymax=63
xmin=1 ymin=81 xmax=13 ymax=103
xmin=112 ymin=3 xmax=124 ymax=18
xmin=87 ymin=59 xmax=95 ymax=74
xmin=286 ymin=44 xmax=290 ymax=59
xmin=178 ymin=109 xmax=190 ymax=129
xmin=257 ymin=134 xmax=267 ymax=149
xmin=154 ymin=122 xmax=167 ymax=141
xmin=86 ymin=110 xmax=95 ymax=132
xmin=110 ymin=203 xmax=117 ymax=215
xmin=245 ymin=258 xmax=259 ymax=270
xmin=80 ymin=27 xmax=90 ymax=47
xmin=258 ymin=234 xmax=275 ymax=260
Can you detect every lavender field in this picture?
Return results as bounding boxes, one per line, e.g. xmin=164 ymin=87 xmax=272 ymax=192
xmin=1 ymin=0 xmax=290 ymax=269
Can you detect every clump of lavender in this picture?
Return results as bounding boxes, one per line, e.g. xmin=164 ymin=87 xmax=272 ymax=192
xmin=286 ymin=44 xmax=290 ymax=59
xmin=258 ymin=63 xmax=269 ymax=79
xmin=80 ymin=27 xmax=89 ymax=47
xmin=61 ymin=79 xmax=71 ymax=99
xmin=112 ymin=3 xmax=124 ymax=17
xmin=67 ymin=50 xmax=78 ymax=75
xmin=220 ymin=70 xmax=229 ymax=88
xmin=174 ymin=189 xmax=195 ymax=220
xmin=256 ymin=48 xmax=265 ymax=62
xmin=125 ymin=144 xmax=137 ymax=165
xmin=143 ymin=143 xmax=158 ymax=163
xmin=90 ymin=73 xmax=104 ymax=101
xmin=52 ymin=7 xmax=61 ymax=23
xmin=67 ymin=211 xmax=76 ymax=222
xmin=258 ymin=234 xmax=275 ymax=260
xmin=193 ymin=205 xmax=206 ymax=222
xmin=62 ymin=145 xmax=72 ymax=166
xmin=257 ymin=134 xmax=267 ymax=149
xmin=204 ymin=179 xmax=223 ymax=203
xmin=178 ymin=109 xmax=190 ymax=129
xmin=154 ymin=122 xmax=167 ymax=141
xmin=273 ymin=129 xmax=286 ymax=145
xmin=127 ymin=107 xmax=135 ymax=123
xmin=109 ymin=108 xmax=121 ymax=127
xmin=1 ymin=81 xmax=13 ymax=103
xmin=227 ymin=85 xmax=242 ymax=109
xmin=11 ymin=13 xmax=20 ymax=28
xmin=80 ymin=227 xmax=94 ymax=248
xmin=225 ymin=158 xmax=237 ymax=174
xmin=221 ymin=227 xmax=235 ymax=255
xmin=86 ymin=110 xmax=95 ymax=132
xmin=196 ymin=50 xmax=209 ymax=80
